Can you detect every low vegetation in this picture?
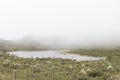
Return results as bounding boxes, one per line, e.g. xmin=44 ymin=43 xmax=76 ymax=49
xmin=69 ymin=49 xmax=120 ymax=80
xmin=0 ymin=49 xmax=119 ymax=80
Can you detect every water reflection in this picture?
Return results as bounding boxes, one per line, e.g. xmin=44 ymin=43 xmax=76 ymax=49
xmin=8 ymin=50 xmax=105 ymax=61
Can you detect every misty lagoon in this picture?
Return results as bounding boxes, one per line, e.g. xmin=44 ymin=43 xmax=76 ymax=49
xmin=8 ymin=50 xmax=105 ymax=61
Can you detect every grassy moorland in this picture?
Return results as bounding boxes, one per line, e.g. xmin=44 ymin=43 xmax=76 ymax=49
xmin=69 ymin=49 xmax=120 ymax=80
xmin=0 ymin=49 xmax=119 ymax=80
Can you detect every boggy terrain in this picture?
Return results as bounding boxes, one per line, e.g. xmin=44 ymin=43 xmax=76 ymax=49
xmin=0 ymin=49 xmax=120 ymax=80
xmin=69 ymin=49 xmax=120 ymax=80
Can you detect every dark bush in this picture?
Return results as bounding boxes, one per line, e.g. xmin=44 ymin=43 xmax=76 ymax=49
xmin=88 ymin=70 xmax=104 ymax=77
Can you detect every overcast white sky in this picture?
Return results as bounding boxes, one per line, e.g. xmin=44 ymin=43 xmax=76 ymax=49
xmin=0 ymin=0 xmax=120 ymax=43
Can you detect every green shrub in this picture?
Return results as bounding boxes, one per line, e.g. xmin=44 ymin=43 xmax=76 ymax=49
xmin=88 ymin=70 xmax=104 ymax=77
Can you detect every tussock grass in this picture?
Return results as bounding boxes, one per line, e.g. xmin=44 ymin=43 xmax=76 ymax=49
xmin=0 ymin=49 xmax=120 ymax=80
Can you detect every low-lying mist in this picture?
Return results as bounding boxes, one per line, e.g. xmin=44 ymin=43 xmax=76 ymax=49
xmin=14 ymin=35 xmax=120 ymax=49
xmin=0 ymin=35 xmax=120 ymax=51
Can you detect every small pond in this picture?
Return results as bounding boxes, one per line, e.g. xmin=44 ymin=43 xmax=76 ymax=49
xmin=8 ymin=50 xmax=105 ymax=61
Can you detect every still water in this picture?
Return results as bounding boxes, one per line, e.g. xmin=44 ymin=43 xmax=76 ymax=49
xmin=8 ymin=50 xmax=105 ymax=61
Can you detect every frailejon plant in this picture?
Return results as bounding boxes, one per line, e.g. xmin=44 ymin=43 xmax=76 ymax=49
xmin=81 ymin=68 xmax=87 ymax=80
xmin=13 ymin=70 xmax=17 ymax=80
xmin=69 ymin=65 xmax=73 ymax=80
xmin=107 ymin=64 xmax=113 ymax=80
